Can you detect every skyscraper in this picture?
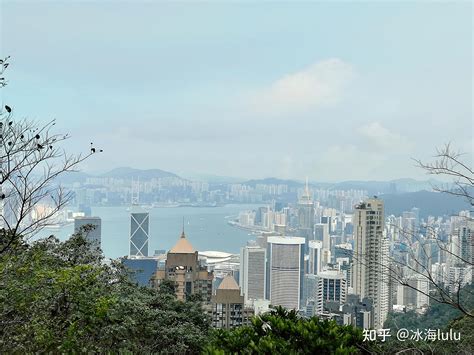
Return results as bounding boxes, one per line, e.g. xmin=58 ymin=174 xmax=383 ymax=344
xmin=151 ymin=229 xmax=213 ymax=303
xmin=129 ymin=210 xmax=149 ymax=257
xmin=308 ymin=240 xmax=322 ymax=275
xmin=314 ymin=223 xmax=330 ymax=249
xmin=297 ymin=178 xmax=314 ymax=243
xmin=351 ymin=198 xmax=389 ymax=329
xmin=74 ymin=216 xmax=102 ymax=251
xmin=266 ymin=236 xmax=305 ymax=310
xmin=239 ymin=245 xmax=266 ymax=306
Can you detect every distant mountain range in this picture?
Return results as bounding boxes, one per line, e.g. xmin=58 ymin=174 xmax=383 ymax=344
xmin=242 ymin=177 xmax=442 ymax=195
xmin=57 ymin=167 xmax=179 ymax=184
xmin=180 ymin=173 xmax=245 ymax=184
xmin=381 ymin=190 xmax=471 ymax=219
xmin=243 ymin=177 xmax=305 ymax=188
xmin=314 ymin=178 xmax=440 ymax=195
xmin=100 ymin=167 xmax=179 ymax=180
xmin=58 ymin=167 xmax=444 ymax=196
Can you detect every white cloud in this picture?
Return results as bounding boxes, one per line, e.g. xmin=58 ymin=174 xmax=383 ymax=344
xmin=357 ymin=121 xmax=410 ymax=150
xmin=250 ymin=58 xmax=354 ymax=115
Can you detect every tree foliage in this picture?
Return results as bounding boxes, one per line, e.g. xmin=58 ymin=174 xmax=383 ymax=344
xmin=0 ymin=231 xmax=210 ymax=353
xmin=0 ymin=57 xmax=101 ymax=256
xmin=204 ymin=306 xmax=366 ymax=354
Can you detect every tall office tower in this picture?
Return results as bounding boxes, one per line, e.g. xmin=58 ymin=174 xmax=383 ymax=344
xmin=459 ymin=223 xmax=473 ymax=267
xmin=314 ymin=223 xmax=330 ymax=249
xmin=74 ymin=216 xmax=102 ymax=251
xmin=240 ymin=246 xmax=266 ymax=306
xmin=151 ymin=229 xmax=213 ymax=302
xmin=308 ymin=240 xmax=322 ymax=275
xmin=315 ymin=270 xmax=347 ymax=314
xmin=302 ymin=273 xmax=319 ymax=315
xmin=351 ymin=198 xmax=389 ymax=329
xmin=211 ymin=275 xmax=254 ymax=329
xmin=411 ymin=207 xmax=420 ymax=228
xmin=266 ymin=236 xmax=305 ymax=310
xmin=297 ymin=179 xmax=314 ymax=242
xmin=129 ymin=210 xmax=149 ymax=257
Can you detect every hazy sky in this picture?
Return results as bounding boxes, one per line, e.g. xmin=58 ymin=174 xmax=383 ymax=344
xmin=0 ymin=1 xmax=472 ymax=181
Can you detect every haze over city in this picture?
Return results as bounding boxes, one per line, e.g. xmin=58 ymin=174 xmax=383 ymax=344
xmin=1 ymin=1 xmax=471 ymax=181
xmin=0 ymin=1 xmax=473 ymax=353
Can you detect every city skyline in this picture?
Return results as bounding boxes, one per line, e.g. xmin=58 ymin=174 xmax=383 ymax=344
xmin=1 ymin=1 xmax=471 ymax=181
xmin=0 ymin=1 xmax=472 ymax=351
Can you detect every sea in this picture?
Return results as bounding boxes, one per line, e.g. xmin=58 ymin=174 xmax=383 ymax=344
xmin=38 ymin=204 xmax=261 ymax=259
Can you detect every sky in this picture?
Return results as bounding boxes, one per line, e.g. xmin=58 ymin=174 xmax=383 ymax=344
xmin=0 ymin=1 xmax=472 ymax=182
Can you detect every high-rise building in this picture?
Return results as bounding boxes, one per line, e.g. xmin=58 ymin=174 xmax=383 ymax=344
xmin=315 ymin=270 xmax=347 ymax=314
xmin=266 ymin=236 xmax=305 ymax=310
xmin=396 ymin=276 xmax=429 ymax=313
xmin=129 ymin=210 xmax=149 ymax=257
xmin=302 ymin=273 xmax=318 ymax=312
xmin=308 ymin=240 xmax=322 ymax=275
xmin=297 ymin=179 xmax=314 ymax=243
xmin=74 ymin=216 xmax=101 ymax=251
xmin=151 ymin=230 xmax=213 ymax=303
xmin=458 ymin=222 xmax=473 ymax=267
xmin=314 ymin=223 xmax=330 ymax=249
xmin=211 ymin=275 xmax=254 ymax=329
xmin=351 ymin=198 xmax=389 ymax=329
xmin=240 ymin=246 xmax=266 ymax=306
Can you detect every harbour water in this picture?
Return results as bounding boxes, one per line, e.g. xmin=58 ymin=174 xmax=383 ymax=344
xmin=38 ymin=204 xmax=261 ymax=259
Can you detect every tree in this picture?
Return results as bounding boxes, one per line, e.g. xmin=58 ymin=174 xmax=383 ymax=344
xmin=0 ymin=231 xmax=210 ymax=353
xmin=350 ymin=144 xmax=473 ymax=320
xmin=0 ymin=57 xmax=101 ymax=255
xmin=385 ymin=144 xmax=474 ymax=317
xmin=0 ymin=56 xmax=9 ymax=88
xmin=414 ymin=143 xmax=473 ymax=207
xmin=204 ymin=306 xmax=367 ymax=354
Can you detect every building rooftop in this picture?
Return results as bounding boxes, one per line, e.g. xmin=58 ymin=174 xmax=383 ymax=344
xmin=169 ymin=231 xmax=195 ymax=253
xmin=218 ymin=275 xmax=240 ymax=290
xmin=267 ymin=236 xmax=305 ymax=245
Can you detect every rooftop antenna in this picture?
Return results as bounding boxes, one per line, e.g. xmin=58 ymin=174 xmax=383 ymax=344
xmin=181 ymin=216 xmax=185 ymax=238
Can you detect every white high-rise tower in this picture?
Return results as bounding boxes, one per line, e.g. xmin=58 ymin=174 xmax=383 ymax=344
xmin=352 ymin=198 xmax=389 ymax=329
xmin=266 ymin=236 xmax=305 ymax=310
xmin=240 ymin=246 xmax=266 ymax=306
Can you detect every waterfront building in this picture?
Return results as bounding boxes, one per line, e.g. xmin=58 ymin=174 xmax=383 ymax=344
xmin=129 ymin=209 xmax=149 ymax=257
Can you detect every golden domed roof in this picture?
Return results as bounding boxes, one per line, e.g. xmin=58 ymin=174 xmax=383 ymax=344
xmin=169 ymin=230 xmax=195 ymax=253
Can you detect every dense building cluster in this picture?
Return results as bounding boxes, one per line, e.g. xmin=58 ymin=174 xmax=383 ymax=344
xmin=69 ymin=180 xmax=472 ymax=330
